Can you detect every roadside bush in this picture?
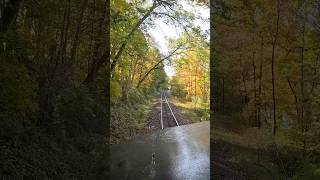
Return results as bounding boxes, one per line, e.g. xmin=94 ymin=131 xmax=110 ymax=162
xmin=194 ymin=108 xmax=209 ymax=121
xmin=294 ymin=163 xmax=320 ymax=179
xmin=111 ymin=104 xmax=142 ymax=142
xmin=110 ymin=80 xmax=122 ymax=101
xmin=54 ymin=85 xmax=107 ymax=135
xmin=0 ymin=128 xmax=107 ymax=179
xmin=242 ymin=128 xmax=272 ymax=148
xmin=0 ymin=78 xmax=108 ymax=179
xmin=171 ymin=81 xmax=187 ymax=99
xmin=0 ymin=62 xmax=36 ymax=136
xmin=110 ymin=89 xmax=153 ymax=144
xmin=266 ymin=144 xmax=305 ymax=177
xmin=128 ymin=89 xmax=146 ymax=105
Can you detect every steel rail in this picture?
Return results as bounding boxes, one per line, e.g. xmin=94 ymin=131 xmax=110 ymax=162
xmin=160 ymin=93 xmax=164 ymax=130
xmin=164 ymin=94 xmax=180 ymax=127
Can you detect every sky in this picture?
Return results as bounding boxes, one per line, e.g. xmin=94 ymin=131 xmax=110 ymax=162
xmin=147 ymin=0 xmax=210 ymax=77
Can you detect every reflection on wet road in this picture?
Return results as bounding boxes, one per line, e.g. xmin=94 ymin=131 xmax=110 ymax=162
xmin=110 ymin=122 xmax=210 ymax=180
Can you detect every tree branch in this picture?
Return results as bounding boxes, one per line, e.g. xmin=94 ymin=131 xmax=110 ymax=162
xmin=136 ymin=45 xmax=185 ymax=88
xmin=110 ymin=0 xmax=158 ymax=71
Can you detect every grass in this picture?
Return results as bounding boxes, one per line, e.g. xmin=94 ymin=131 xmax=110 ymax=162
xmin=172 ymin=97 xmax=209 ymax=123
xmin=212 ymin=116 xmax=320 ymax=179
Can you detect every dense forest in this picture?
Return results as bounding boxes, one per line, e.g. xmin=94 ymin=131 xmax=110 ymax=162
xmin=110 ymin=0 xmax=209 ymax=144
xmin=212 ymin=0 xmax=320 ymax=178
xmin=1 ymin=0 xmax=109 ymax=178
xmin=0 ymin=0 xmax=209 ymax=178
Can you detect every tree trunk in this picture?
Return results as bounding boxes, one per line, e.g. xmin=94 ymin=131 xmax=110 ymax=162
xmin=252 ymin=51 xmax=258 ymax=127
xmin=84 ymin=0 xmax=108 ymax=84
xmin=0 ymin=0 xmax=22 ymax=32
xmin=271 ymin=0 xmax=280 ymax=136
xmin=258 ymin=35 xmax=264 ymax=128
xmin=222 ymin=77 xmax=225 ymax=113
xmin=70 ymin=0 xmax=89 ymax=65
xmin=300 ymin=23 xmax=307 ymax=151
xmin=194 ymin=65 xmax=198 ymax=108
xmin=217 ymin=79 xmax=220 ymax=112
xmin=239 ymin=54 xmax=249 ymax=106
xmin=55 ymin=0 xmax=71 ymax=65
xmin=61 ymin=0 xmax=71 ymax=63
xmin=287 ymin=77 xmax=300 ymax=124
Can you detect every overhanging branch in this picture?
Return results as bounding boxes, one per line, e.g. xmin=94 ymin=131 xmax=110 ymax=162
xmin=136 ymin=44 xmax=187 ymax=88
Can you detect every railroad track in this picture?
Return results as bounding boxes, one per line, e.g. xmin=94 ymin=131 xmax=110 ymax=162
xmin=160 ymin=92 xmax=180 ymax=129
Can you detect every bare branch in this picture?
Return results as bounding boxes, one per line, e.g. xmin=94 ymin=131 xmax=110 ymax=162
xmin=136 ymin=45 xmax=186 ymax=88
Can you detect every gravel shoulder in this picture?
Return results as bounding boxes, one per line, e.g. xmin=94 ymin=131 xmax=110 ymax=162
xmin=143 ymin=98 xmax=191 ymax=134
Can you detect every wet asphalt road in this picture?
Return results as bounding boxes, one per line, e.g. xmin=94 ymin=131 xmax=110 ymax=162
xmin=110 ymin=121 xmax=210 ymax=180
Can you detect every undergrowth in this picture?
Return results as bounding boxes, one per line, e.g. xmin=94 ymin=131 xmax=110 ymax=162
xmin=110 ymin=90 xmax=155 ymax=144
xmin=212 ymin=116 xmax=320 ymax=179
xmin=172 ymin=96 xmax=209 ymax=123
xmin=0 ymin=80 xmax=108 ymax=179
